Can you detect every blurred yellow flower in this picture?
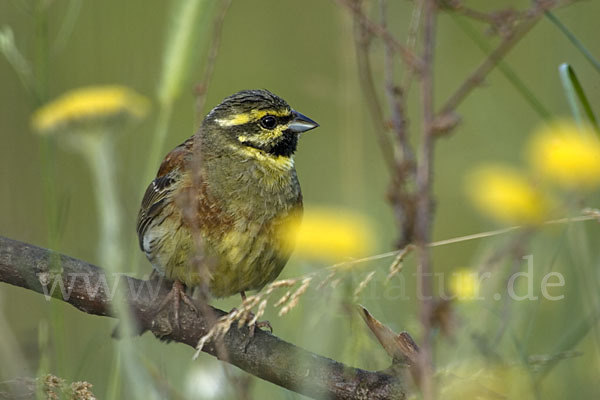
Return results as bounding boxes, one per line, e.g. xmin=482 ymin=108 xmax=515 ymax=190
xmin=449 ymin=269 xmax=480 ymax=301
xmin=529 ymin=120 xmax=600 ymax=189
xmin=31 ymin=85 xmax=149 ymax=134
xmin=285 ymin=207 xmax=376 ymax=263
xmin=466 ymin=165 xmax=550 ymax=225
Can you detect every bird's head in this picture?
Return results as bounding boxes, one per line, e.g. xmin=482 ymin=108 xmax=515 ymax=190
xmin=202 ymin=89 xmax=318 ymax=159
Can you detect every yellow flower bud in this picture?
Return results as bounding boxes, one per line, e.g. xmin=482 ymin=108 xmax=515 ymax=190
xmin=449 ymin=269 xmax=480 ymax=301
xmin=466 ymin=165 xmax=550 ymax=225
xmin=284 ymin=207 xmax=376 ymax=263
xmin=529 ymin=120 xmax=600 ymax=189
xmin=31 ymin=85 xmax=149 ymax=134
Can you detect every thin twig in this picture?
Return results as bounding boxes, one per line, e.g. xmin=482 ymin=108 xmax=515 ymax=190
xmin=335 ymin=0 xmax=423 ymax=71
xmin=414 ymin=0 xmax=437 ymax=398
xmin=447 ymin=4 xmax=498 ymax=25
xmin=380 ymin=0 xmax=414 ymax=166
xmin=350 ymin=0 xmax=396 ymax=171
xmin=322 ymin=213 xmax=600 ymax=272
xmin=437 ymin=1 xmax=562 ymax=118
xmin=400 ymin=1 xmax=423 ymax=92
xmin=195 ymin=0 xmax=232 ymax=123
xmin=379 ymin=0 xmax=417 ymax=246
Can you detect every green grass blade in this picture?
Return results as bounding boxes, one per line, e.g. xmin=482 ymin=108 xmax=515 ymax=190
xmin=147 ymin=0 xmax=217 ymax=183
xmin=537 ymin=306 xmax=600 ymax=381
xmin=52 ymin=0 xmax=83 ymax=54
xmin=450 ymin=14 xmax=551 ymax=120
xmin=558 ymin=63 xmax=600 ymax=133
xmin=157 ymin=0 xmax=216 ymax=105
xmin=559 ymin=63 xmax=582 ymax=125
xmin=545 ymin=11 xmax=600 ymax=73
xmin=0 ymin=26 xmax=36 ymax=99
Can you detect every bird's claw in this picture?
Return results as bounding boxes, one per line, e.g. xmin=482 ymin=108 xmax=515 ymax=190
xmin=156 ymin=280 xmax=197 ymax=330
xmin=251 ymin=320 xmax=273 ymax=336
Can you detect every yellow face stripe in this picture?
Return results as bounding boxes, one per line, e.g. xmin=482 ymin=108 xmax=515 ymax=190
xmin=215 ymin=109 xmax=291 ymax=127
xmin=228 ymin=144 xmax=294 ymax=170
xmin=237 ymin=122 xmax=288 ymax=145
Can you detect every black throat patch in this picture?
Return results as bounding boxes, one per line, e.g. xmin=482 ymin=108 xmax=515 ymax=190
xmin=244 ymin=130 xmax=298 ymax=158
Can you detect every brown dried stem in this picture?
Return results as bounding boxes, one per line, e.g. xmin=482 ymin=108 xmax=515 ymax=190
xmin=379 ymin=0 xmax=417 ymax=246
xmin=336 ymin=0 xmax=423 ymax=71
xmin=194 ymin=0 xmax=232 ymax=122
xmin=350 ymin=1 xmax=396 ymax=172
xmin=413 ymin=1 xmax=437 ymax=398
xmin=437 ymin=0 xmax=563 ymax=120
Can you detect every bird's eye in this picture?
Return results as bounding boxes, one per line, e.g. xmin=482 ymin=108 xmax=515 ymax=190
xmin=259 ymin=115 xmax=277 ymax=129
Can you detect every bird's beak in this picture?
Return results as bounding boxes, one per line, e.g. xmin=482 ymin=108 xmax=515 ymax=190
xmin=288 ymin=110 xmax=319 ymax=133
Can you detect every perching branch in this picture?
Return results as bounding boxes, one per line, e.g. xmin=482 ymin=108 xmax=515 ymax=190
xmin=0 ymin=236 xmax=407 ymax=400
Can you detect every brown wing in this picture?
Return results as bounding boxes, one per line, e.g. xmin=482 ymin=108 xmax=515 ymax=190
xmin=136 ymin=138 xmax=194 ymax=249
xmin=156 ymin=137 xmax=194 ymax=177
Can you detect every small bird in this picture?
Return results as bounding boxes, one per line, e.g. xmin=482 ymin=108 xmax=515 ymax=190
xmin=136 ymin=89 xmax=318 ymax=322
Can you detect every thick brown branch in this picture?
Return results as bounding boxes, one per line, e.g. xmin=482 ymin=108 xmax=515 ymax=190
xmin=0 ymin=236 xmax=406 ymax=400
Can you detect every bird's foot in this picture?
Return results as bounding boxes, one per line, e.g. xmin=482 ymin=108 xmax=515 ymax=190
xmin=226 ymin=307 xmax=272 ymax=353
xmin=237 ymin=291 xmax=273 ymax=337
xmin=156 ymin=280 xmax=197 ymax=329
xmin=240 ymin=316 xmax=272 ymax=352
xmin=248 ymin=319 xmax=273 ymax=338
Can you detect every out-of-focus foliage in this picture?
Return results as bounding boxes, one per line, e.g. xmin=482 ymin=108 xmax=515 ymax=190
xmin=1 ymin=0 xmax=600 ymax=399
xmin=434 ymin=363 xmax=536 ymax=400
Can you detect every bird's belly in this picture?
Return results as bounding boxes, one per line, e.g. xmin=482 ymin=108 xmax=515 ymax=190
xmin=152 ymin=215 xmax=297 ymax=298
xmin=207 ymin=225 xmax=290 ymax=297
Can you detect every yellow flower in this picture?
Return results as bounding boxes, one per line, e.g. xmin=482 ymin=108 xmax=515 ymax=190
xmin=466 ymin=165 xmax=550 ymax=225
xmin=449 ymin=269 xmax=480 ymax=301
xmin=285 ymin=207 xmax=376 ymax=263
xmin=529 ymin=120 xmax=600 ymax=189
xmin=31 ymin=85 xmax=149 ymax=134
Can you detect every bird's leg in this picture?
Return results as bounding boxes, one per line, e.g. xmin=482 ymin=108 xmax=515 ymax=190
xmin=157 ymin=280 xmax=197 ymax=328
xmin=240 ymin=291 xmax=273 ymax=337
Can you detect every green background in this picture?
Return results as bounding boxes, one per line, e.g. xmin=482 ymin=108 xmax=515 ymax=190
xmin=1 ymin=0 xmax=600 ymax=398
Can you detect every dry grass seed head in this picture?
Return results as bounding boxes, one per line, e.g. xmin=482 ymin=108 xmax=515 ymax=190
xmin=266 ymin=278 xmax=299 ymax=294
xmin=249 ymin=299 xmax=268 ymax=326
xmin=316 ymin=270 xmax=337 ymax=290
xmin=278 ymin=277 xmax=312 ymax=316
xmin=386 ymin=245 xmax=413 ymax=283
xmin=274 ymin=290 xmax=292 ymax=307
xmin=353 ymin=271 xmax=376 ymax=301
xmin=195 ymin=312 xmax=237 ymax=356
xmin=71 ymin=381 xmax=96 ymax=400
xmin=43 ymin=374 xmax=64 ymax=400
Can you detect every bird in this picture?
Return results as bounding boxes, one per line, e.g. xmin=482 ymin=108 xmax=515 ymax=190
xmin=136 ymin=89 xmax=318 ymax=324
